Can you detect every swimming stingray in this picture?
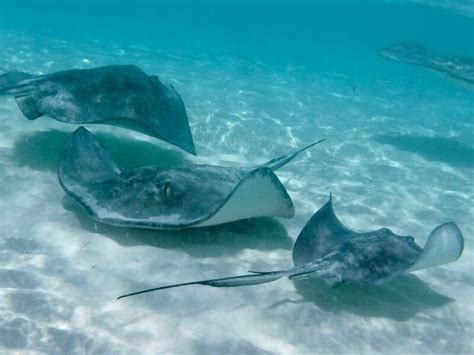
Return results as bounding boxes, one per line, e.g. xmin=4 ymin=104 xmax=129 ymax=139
xmin=117 ymin=196 xmax=464 ymax=299
xmin=0 ymin=65 xmax=196 ymax=154
xmin=379 ymin=42 xmax=474 ymax=84
xmin=59 ymin=127 xmax=324 ymax=230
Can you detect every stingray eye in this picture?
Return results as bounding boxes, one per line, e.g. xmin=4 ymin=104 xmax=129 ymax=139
xmin=163 ymin=182 xmax=172 ymax=197
xmin=156 ymin=182 xmax=172 ymax=197
xmin=149 ymin=76 xmax=161 ymax=88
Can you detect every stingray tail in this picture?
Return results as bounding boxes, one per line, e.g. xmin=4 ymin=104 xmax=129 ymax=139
xmin=261 ymin=138 xmax=325 ymax=171
xmin=0 ymin=71 xmax=37 ymax=96
xmin=117 ymin=271 xmax=287 ymax=300
xmin=0 ymin=82 xmax=33 ymax=96
xmin=288 ymin=270 xmax=318 ymax=281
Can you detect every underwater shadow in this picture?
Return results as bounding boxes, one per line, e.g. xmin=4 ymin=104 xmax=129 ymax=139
xmin=62 ymin=196 xmax=293 ymax=257
xmin=12 ymin=129 xmax=188 ymax=172
xmin=374 ymin=133 xmax=474 ymax=169
xmin=291 ymin=275 xmax=452 ymax=322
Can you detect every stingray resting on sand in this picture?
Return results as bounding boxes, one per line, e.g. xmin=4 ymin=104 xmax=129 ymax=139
xmin=59 ymin=127 xmax=325 ymax=230
xmin=379 ymin=42 xmax=474 ymax=84
xmin=117 ymin=195 xmax=464 ymax=299
xmin=0 ymin=65 xmax=196 ymax=154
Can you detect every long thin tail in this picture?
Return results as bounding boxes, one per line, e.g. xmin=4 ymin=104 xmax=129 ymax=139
xmin=0 ymin=71 xmax=37 ymax=96
xmin=0 ymin=82 xmax=35 ymax=96
xmin=117 ymin=271 xmax=286 ymax=300
xmin=261 ymin=138 xmax=325 ymax=171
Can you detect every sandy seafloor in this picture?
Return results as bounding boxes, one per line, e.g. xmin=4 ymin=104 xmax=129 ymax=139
xmin=0 ymin=1 xmax=473 ymax=354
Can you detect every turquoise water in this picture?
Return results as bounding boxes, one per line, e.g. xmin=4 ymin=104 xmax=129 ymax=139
xmin=0 ymin=1 xmax=473 ymax=353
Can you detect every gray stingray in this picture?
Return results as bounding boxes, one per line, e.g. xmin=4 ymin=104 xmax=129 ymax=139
xmin=59 ymin=127 xmax=325 ymax=230
xmin=0 ymin=65 xmax=196 ymax=154
xmin=117 ymin=195 xmax=464 ymax=299
xmin=379 ymin=42 xmax=474 ymax=84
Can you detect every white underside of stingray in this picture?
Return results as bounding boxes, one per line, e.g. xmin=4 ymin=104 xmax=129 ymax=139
xmin=407 ymin=222 xmax=464 ymax=272
xmin=197 ymin=170 xmax=293 ymax=227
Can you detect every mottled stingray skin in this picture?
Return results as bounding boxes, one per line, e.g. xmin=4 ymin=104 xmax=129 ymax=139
xmin=118 ymin=196 xmax=464 ymax=299
xmin=59 ymin=127 xmax=324 ymax=230
xmin=379 ymin=42 xmax=474 ymax=84
xmin=0 ymin=65 xmax=196 ymax=154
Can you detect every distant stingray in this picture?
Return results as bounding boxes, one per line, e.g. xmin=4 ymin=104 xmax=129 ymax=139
xmin=379 ymin=42 xmax=474 ymax=84
xmin=0 ymin=65 xmax=196 ymax=154
xmin=118 ymin=195 xmax=464 ymax=299
xmin=59 ymin=127 xmax=324 ymax=230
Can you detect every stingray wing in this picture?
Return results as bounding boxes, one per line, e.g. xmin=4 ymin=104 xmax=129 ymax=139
xmin=59 ymin=128 xmax=293 ymax=229
xmin=0 ymin=71 xmax=42 ymax=119
xmin=407 ymin=222 xmax=464 ymax=272
xmin=59 ymin=127 xmax=121 ymax=186
xmin=59 ymin=126 xmax=122 ymax=221
xmin=292 ymin=195 xmax=357 ymax=266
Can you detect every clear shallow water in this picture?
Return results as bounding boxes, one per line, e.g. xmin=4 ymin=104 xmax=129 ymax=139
xmin=0 ymin=1 xmax=473 ymax=353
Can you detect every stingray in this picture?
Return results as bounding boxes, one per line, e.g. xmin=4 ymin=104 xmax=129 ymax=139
xmin=0 ymin=65 xmax=196 ymax=154
xmin=59 ymin=126 xmax=325 ymax=230
xmin=379 ymin=42 xmax=474 ymax=84
xmin=117 ymin=195 xmax=464 ymax=299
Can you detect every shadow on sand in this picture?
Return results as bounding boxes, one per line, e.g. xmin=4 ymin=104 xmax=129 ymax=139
xmin=12 ymin=128 xmax=188 ymax=172
xmin=62 ymin=196 xmax=293 ymax=258
xmin=282 ymin=275 xmax=453 ymax=322
xmin=375 ymin=133 xmax=474 ymax=169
